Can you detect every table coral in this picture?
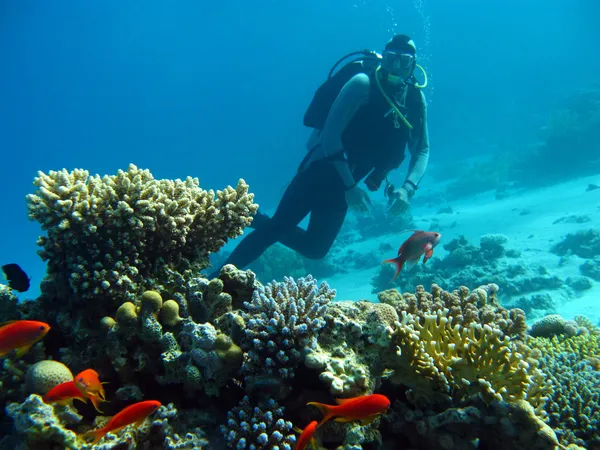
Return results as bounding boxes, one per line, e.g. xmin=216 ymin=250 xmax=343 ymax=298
xmin=26 ymin=164 xmax=258 ymax=302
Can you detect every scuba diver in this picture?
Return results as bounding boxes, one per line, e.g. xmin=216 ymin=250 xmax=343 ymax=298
xmin=209 ymin=34 xmax=430 ymax=277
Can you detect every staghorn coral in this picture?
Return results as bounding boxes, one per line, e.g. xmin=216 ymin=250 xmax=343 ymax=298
xmin=385 ymin=307 xmax=551 ymax=416
xmin=240 ymin=275 xmax=333 ymax=394
xmin=539 ymin=353 xmax=600 ymax=448
xmin=220 ymin=395 xmax=296 ymax=450
xmin=378 ymin=283 xmax=527 ymax=340
xmin=26 ymin=163 xmax=258 ymax=302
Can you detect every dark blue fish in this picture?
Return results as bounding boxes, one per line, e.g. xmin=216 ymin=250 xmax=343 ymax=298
xmin=1 ymin=264 xmax=31 ymax=293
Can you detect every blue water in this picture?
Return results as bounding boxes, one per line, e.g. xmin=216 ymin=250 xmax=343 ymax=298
xmin=1 ymin=0 xmax=599 ymax=300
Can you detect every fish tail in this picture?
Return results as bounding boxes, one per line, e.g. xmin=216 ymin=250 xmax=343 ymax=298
xmin=382 ymin=256 xmax=405 ymax=281
xmin=81 ymin=427 xmax=107 ymax=445
xmin=307 ymin=402 xmax=335 ymax=427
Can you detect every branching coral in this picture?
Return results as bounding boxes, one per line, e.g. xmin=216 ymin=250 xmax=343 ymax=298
xmin=26 ymin=164 xmax=258 ymax=301
xmin=240 ymin=275 xmax=333 ymax=392
xmin=220 ymin=395 xmax=296 ymax=450
xmin=385 ymin=308 xmax=551 ymax=416
xmin=379 ymin=283 xmax=527 ymax=340
xmin=539 ymin=353 xmax=600 ymax=448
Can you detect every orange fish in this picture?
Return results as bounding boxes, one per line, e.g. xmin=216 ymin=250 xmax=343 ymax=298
xmin=82 ymin=400 xmax=162 ymax=444
xmin=43 ymin=380 xmax=88 ymax=406
xmin=307 ymin=394 xmax=390 ymax=427
xmin=74 ymin=369 xmax=107 ymax=412
xmin=383 ymin=230 xmax=441 ymax=280
xmin=294 ymin=420 xmax=318 ymax=450
xmin=0 ymin=320 xmax=50 ymax=357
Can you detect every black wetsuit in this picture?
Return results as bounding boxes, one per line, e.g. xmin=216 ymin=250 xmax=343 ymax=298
xmin=211 ymin=71 xmax=430 ymax=275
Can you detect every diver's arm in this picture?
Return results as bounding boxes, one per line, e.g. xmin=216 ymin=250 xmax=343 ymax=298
xmin=403 ymin=90 xmax=430 ymax=194
xmin=320 ymin=73 xmax=371 ymax=189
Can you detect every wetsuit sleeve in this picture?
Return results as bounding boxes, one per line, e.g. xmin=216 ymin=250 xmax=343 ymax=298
xmin=320 ymin=73 xmax=371 ymax=189
xmin=403 ymin=90 xmax=430 ymax=193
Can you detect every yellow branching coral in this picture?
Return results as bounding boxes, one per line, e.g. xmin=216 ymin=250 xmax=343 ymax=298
xmin=387 ymin=309 xmax=551 ymax=416
xmin=26 ymin=164 xmax=258 ymax=301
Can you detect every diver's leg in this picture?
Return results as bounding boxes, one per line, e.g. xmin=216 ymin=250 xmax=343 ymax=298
xmin=275 ymin=163 xmax=348 ymax=258
xmin=210 ymin=170 xmax=314 ymax=274
xmin=279 ymin=182 xmax=347 ymax=259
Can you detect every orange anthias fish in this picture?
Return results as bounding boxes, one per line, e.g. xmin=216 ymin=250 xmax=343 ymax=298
xmin=383 ymin=230 xmax=442 ymax=280
xmin=82 ymin=400 xmax=162 ymax=444
xmin=43 ymin=380 xmax=88 ymax=407
xmin=294 ymin=420 xmax=318 ymax=450
xmin=74 ymin=369 xmax=107 ymax=412
xmin=307 ymin=394 xmax=390 ymax=427
xmin=0 ymin=320 xmax=50 ymax=357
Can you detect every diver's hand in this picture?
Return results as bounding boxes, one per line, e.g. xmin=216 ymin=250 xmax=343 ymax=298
xmin=387 ymin=187 xmax=410 ymax=216
xmin=345 ymin=186 xmax=372 ymax=213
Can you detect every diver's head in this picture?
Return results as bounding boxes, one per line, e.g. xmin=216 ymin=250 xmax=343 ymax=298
xmin=381 ymin=34 xmax=417 ymax=83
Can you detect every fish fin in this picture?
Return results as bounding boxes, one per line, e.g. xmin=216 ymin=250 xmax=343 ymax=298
xmin=382 ymin=256 xmax=405 ymax=281
xmin=134 ymin=418 xmax=149 ymax=428
xmin=423 ymin=247 xmax=433 ymax=263
xmin=81 ymin=428 xmax=107 ymax=445
xmin=307 ymin=402 xmax=334 ymax=427
xmin=89 ymin=395 xmax=104 ymax=413
xmin=0 ymin=320 xmax=17 ymax=327
xmin=333 ymin=417 xmax=355 ymax=423
xmin=15 ymin=344 xmax=33 ymax=358
xmin=360 ymin=414 xmax=380 ymax=425
xmin=334 ymin=398 xmax=353 ymax=405
xmin=293 ymin=426 xmax=303 ymax=434
xmin=404 ymin=258 xmax=420 ymax=272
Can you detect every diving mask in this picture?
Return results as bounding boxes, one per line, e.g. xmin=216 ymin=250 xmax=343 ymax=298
xmin=382 ymin=50 xmax=415 ymax=79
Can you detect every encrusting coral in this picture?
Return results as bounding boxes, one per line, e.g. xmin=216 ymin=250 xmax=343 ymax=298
xmin=26 ymin=163 xmax=258 ymax=302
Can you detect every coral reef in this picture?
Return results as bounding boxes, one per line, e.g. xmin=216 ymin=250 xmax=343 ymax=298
xmin=550 ymin=229 xmax=600 ymax=259
xmin=378 ymin=283 xmax=527 ymax=340
xmin=539 ymin=353 xmax=600 ymax=448
xmin=240 ymin=275 xmax=333 ymax=394
xmin=26 ymin=163 xmax=258 ymax=302
xmin=3 ymin=394 xmax=208 ymax=449
xmin=371 ymin=234 xmax=564 ymax=305
xmin=221 ymin=395 xmax=296 ymax=450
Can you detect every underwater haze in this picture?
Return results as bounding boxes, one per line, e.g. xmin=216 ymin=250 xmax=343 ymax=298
xmin=2 ymin=1 xmax=600 ymax=449
xmin=1 ymin=0 xmax=599 ymax=299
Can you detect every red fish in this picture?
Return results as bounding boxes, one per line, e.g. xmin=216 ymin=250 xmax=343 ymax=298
xmin=82 ymin=400 xmax=162 ymax=444
xmin=0 ymin=320 xmax=50 ymax=357
xmin=74 ymin=369 xmax=107 ymax=412
xmin=307 ymin=394 xmax=390 ymax=427
xmin=383 ymin=230 xmax=441 ymax=280
xmin=294 ymin=420 xmax=318 ymax=450
xmin=43 ymin=380 xmax=88 ymax=406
